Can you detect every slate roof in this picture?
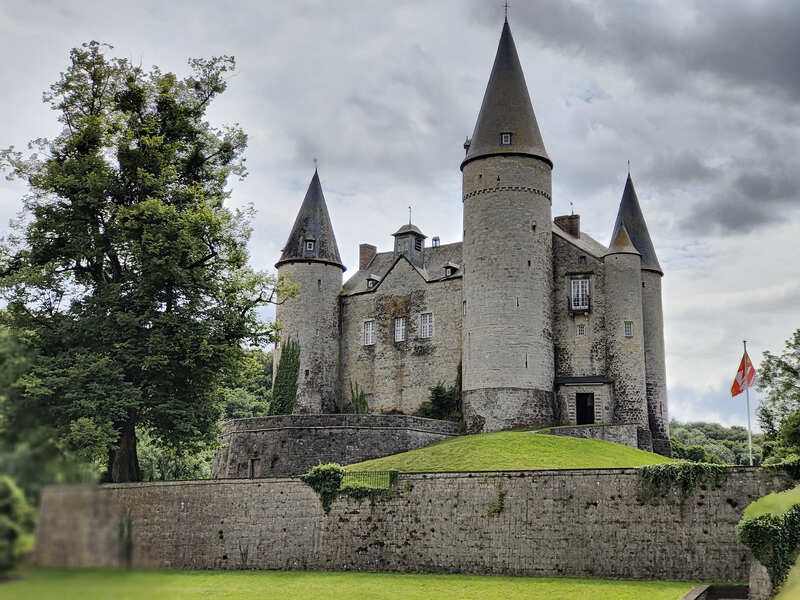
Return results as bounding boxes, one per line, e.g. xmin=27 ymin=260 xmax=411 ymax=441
xmin=341 ymin=241 xmax=463 ymax=295
xmin=552 ymin=223 xmax=609 ymax=258
xmin=393 ymin=223 xmax=426 ymax=238
xmin=462 ymin=20 xmax=551 ymax=169
xmin=610 ymin=175 xmax=661 ymax=273
xmin=276 ymin=170 xmax=345 ymax=270
xmin=606 ymin=223 xmax=640 ymax=256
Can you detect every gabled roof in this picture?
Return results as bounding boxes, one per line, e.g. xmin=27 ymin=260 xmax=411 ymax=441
xmin=342 ymin=241 xmax=463 ymax=295
xmin=461 ymin=20 xmax=551 ymax=170
xmin=276 ymin=169 xmax=345 ymax=270
xmin=552 ymin=223 xmax=609 ymax=258
xmin=610 ymin=175 xmax=661 ymax=273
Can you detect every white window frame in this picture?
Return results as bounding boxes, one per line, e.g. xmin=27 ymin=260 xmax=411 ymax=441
xmin=394 ymin=316 xmax=406 ymax=342
xmin=305 ymin=240 xmax=315 ymax=251
xmin=419 ymin=312 xmax=434 ymax=339
xmin=576 ymin=323 xmax=585 ymax=336
xmin=624 ymin=321 xmax=634 ymax=338
xmin=500 ymin=132 xmax=512 ymax=145
xmin=571 ymin=278 xmax=590 ymax=310
xmin=363 ymin=319 xmax=375 ymax=346
xmin=367 ymin=279 xmax=376 ymax=289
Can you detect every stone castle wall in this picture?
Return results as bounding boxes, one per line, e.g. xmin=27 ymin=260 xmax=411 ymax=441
xmin=35 ymin=468 xmax=791 ymax=580
xmin=211 ymin=414 xmax=460 ymax=478
xmin=339 ymin=263 xmax=462 ymax=415
xmin=641 ymin=269 xmax=670 ymax=450
xmin=547 ymin=423 xmax=638 ymax=447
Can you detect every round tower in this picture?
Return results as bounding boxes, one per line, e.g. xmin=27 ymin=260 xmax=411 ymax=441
xmin=461 ymin=19 xmax=555 ymax=433
xmin=274 ymin=169 xmax=344 ymax=414
xmin=604 ymin=225 xmax=650 ymax=450
xmin=611 ymin=174 xmax=669 ymax=455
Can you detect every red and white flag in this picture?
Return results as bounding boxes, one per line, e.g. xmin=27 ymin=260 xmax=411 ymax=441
xmin=731 ymin=351 xmax=757 ymax=397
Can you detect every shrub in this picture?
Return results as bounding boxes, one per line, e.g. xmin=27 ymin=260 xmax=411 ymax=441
xmin=0 ymin=476 xmax=34 ymax=574
xmin=739 ymin=504 xmax=800 ymax=593
xmin=269 ymin=338 xmax=300 ymax=415
xmin=350 ymin=380 xmax=368 ymax=415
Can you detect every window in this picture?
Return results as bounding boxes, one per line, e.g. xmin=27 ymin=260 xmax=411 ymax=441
xmin=420 ymin=312 xmax=434 ymax=339
xmin=500 ymin=132 xmax=512 ymax=145
xmin=305 ymin=240 xmax=315 ymax=251
xmin=578 ymin=255 xmax=587 ymax=265
xmin=576 ymin=323 xmax=585 ymax=336
xmin=445 ymin=267 xmax=454 ymax=277
xmin=363 ymin=320 xmax=375 ymax=346
xmin=367 ymin=278 xmax=377 ymax=289
xmin=570 ymin=279 xmax=590 ymax=310
xmin=624 ymin=321 xmax=634 ymax=338
xmin=394 ymin=316 xmax=406 ymax=342
xmin=462 ymin=300 xmax=467 ymax=317
xmin=414 ymin=237 xmax=422 ymax=251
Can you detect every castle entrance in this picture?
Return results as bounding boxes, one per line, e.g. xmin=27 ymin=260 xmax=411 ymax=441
xmin=576 ymin=393 xmax=595 ymax=425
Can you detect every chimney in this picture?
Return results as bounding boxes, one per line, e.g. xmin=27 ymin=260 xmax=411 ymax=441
xmin=359 ymin=244 xmax=377 ymax=270
xmin=554 ymin=214 xmax=580 ymax=238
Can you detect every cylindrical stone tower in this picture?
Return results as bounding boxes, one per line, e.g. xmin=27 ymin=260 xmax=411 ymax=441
xmin=604 ymin=226 xmax=650 ymax=450
xmin=460 ymin=20 xmax=555 ymax=433
xmin=275 ymin=169 xmax=344 ymax=414
xmin=611 ymin=174 xmax=669 ymax=455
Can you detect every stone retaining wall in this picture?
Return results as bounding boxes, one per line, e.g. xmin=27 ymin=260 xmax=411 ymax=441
xmin=211 ymin=414 xmax=460 ymax=478
xmin=547 ymin=423 xmax=639 ymax=448
xmin=35 ymin=468 xmax=791 ymax=581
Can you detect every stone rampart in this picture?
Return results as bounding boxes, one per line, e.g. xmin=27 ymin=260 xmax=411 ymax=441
xmin=547 ymin=423 xmax=639 ymax=447
xmin=211 ymin=414 xmax=460 ymax=478
xmin=35 ymin=468 xmax=791 ymax=580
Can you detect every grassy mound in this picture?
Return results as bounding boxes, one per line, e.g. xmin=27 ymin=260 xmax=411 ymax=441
xmin=345 ymin=430 xmax=674 ymax=472
xmin=1 ymin=568 xmax=700 ymax=600
xmin=743 ymin=483 xmax=800 ymax=520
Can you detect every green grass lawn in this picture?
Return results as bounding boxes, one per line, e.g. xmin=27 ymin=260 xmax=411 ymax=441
xmin=345 ymin=430 xmax=675 ymax=472
xmin=742 ymin=482 xmax=800 ymax=520
xmin=0 ymin=568 xmax=699 ymax=600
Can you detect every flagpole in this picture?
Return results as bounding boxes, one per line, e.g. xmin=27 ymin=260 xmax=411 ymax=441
xmin=744 ymin=339 xmax=753 ymax=466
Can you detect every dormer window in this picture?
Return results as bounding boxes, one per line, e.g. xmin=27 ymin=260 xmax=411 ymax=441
xmin=304 ymin=240 xmax=315 ymax=252
xmin=500 ymin=132 xmax=512 ymax=146
xmin=366 ymin=274 xmax=379 ymax=289
xmin=445 ymin=267 xmax=454 ymax=277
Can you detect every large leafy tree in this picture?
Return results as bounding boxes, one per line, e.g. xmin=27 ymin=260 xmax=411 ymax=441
xmin=0 ymin=42 xmax=292 ymax=482
xmin=757 ymin=329 xmax=800 ymax=439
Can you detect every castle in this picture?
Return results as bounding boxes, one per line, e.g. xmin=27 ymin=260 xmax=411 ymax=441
xmin=272 ymin=19 xmax=670 ymax=455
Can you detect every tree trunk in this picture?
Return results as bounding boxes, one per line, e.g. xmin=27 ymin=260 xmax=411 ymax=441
xmin=110 ymin=418 xmax=141 ymax=483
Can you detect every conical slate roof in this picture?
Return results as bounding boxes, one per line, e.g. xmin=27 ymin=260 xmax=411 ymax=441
xmin=610 ymin=175 xmax=661 ymax=273
xmin=606 ymin=223 xmax=640 ymax=256
xmin=276 ymin=170 xmax=345 ymax=270
xmin=461 ymin=20 xmax=551 ymax=170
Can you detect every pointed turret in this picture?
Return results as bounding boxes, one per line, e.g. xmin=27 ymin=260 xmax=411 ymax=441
xmin=276 ymin=170 xmax=344 ymax=270
xmin=461 ymin=20 xmax=550 ymax=170
xmin=610 ymin=175 xmax=661 ymax=273
xmin=607 ymin=223 xmax=640 ymax=256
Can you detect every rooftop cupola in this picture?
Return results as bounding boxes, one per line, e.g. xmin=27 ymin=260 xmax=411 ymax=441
xmin=461 ymin=19 xmax=551 ymax=170
xmin=392 ymin=222 xmax=426 ymax=268
xmin=610 ymin=174 xmax=661 ymax=274
xmin=276 ymin=169 xmax=345 ymax=271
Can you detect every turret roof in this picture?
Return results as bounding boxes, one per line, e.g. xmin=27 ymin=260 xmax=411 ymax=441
xmin=392 ymin=223 xmax=426 ymax=238
xmin=461 ymin=20 xmax=551 ymax=170
xmin=276 ymin=169 xmax=345 ymax=270
xmin=610 ymin=175 xmax=662 ymax=273
xmin=606 ymin=223 xmax=640 ymax=256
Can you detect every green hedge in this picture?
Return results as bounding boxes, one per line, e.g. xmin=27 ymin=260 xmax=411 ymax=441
xmin=739 ymin=504 xmax=800 ymax=594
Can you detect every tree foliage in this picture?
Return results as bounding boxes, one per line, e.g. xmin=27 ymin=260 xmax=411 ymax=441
xmin=269 ymin=338 xmax=299 ymax=416
xmin=669 ymin=420 xmax=762 ymax=466
xmin=758 ymin=329 xmax=800 ymax=440
xmin=0 ymin=42 xmax=293 ymax=482
xmin=0 ymin=476 xmax=34 ymax=574
xmin=219 ymin=348 xmax=272 ymax=421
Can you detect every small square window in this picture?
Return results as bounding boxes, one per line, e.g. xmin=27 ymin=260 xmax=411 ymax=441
xmin=576 ymin=323 xmax=585 ymax=336
xmin=624 ymin=321 xmax=634 ymax=338
xmin=420 ymin=312 xmax=434 ymax=339
xmin=579 ymin=255 xmax=587 ymax=265
xmin=363 ymin=320 xmax=375 ymax=346
xmin=394 ymin=317 xmax=406 ymax=342
xmin=500 ymin=132 xmax=512 ymax=146
xmin=305 ymin=240 xmax=315 ymax=251
xmin=367 ymin=279 xmax=376 ymax=289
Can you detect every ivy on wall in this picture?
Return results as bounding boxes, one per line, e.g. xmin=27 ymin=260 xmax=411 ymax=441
xmin=300 ymin=464 xmax=397 ymax=513
xmin=637 ymin=462 xmax=729 ymax=506
xmin=269 ymin=338 xmax=299 ymax=415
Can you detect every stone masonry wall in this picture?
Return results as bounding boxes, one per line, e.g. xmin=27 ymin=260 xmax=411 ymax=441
xmin=36 ymin=468 xmax=792 ymax=581
xmin=548 ymin=423 xmax=639 ymax=447
xmin=211 ymin=414 xmax=460 ymax=478
xmin=339 ymin=264 xmax=462 ymax=415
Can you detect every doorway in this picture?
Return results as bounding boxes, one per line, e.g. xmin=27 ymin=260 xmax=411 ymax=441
xmin=576 ymin=393 xmax=595 ymax=425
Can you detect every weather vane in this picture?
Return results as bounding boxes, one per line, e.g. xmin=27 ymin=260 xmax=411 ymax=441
xmin=570 ymin=201 xmax=574 ymax=216
xmin=504 ymin=0 xmax=509 ymax=20
xmin=408 ymin=206 xmax=412 ymax=224
xmin=313 ymin=157 xmax=318 ymax=170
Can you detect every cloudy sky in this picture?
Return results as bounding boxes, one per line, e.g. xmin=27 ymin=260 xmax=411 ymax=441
xmin=1 ymin=0 xmax=798 ymax=429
